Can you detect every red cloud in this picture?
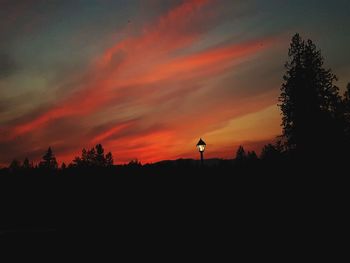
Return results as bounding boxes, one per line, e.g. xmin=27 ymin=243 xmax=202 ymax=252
xmin=1 ymin=0 xmax=281 ymax=164
xmin=5 ymin=0 xmax=212 ymax=139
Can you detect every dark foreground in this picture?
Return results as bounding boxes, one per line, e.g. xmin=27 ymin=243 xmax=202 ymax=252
xmin=0 ymin=162 xmax=346 ymax=240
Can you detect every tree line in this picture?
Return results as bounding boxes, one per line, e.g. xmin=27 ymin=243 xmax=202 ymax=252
xmin=6 ymin=142 xmax=285 ymax=171
xmin=8 ymin=144 xmax=114 ymax=171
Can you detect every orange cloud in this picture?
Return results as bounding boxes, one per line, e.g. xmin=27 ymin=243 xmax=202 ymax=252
xmin=4 ymin=0 xmax=212 ymax=139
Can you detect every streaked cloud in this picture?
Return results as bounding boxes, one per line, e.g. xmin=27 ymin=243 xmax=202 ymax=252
xmin=1 ymin=0 xmax=349 ymax=165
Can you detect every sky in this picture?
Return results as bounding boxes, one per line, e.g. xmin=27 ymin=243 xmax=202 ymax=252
xmin=0 ymin=0 xmax=349 ymax=165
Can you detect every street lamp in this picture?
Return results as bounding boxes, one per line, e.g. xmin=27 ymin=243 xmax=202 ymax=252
xmin=196 ymin=138 xmax=206 ymax=166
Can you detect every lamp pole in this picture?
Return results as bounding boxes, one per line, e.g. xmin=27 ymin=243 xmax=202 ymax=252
xmin=196 ymin=138 xmax=206 ymax=167
xmin=200 ymin=151 xmax=204 ymax=166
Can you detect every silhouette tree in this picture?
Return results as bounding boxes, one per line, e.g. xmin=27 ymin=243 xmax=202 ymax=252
xmin=235 ymin=145 xmax=246 ymax=162
xmin=9 ymin=159 xmax=21 ymax=171
xmin=81 ymin=148 xmax=88 ymax=166
xmin=39 ymin=147 xmax=58 ymax=169
xmin=22 ymin=157 xmax=33 ymax=169
xmin=105 ymin=152 xmax=114 ymax=167
xmin=128 ymin=159 xmax=141 ymax=167
xmin=246 ymin=151 xmax=258 ymax=162
xmin=279 ymin=33 xmax=343 ymax=161
xmin=61 ymin=162 xmax=67 ymax=169
xmin=72 ymin=156 xmax=82 ymax=167
xmin=87 ymin=147 xmax=96 ymax=167
xmin=95 ymin=144 xmax=106 ymax=167
xmin=343 ymin=83 xmax=350 ymax=137
xmin=260 ymin=144 xmax=282 ymax=161
xmin=70 ymin=144 xmax=113 ymax=168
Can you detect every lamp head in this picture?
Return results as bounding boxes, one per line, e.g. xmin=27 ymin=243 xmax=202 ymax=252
xmin=196 ymin=138 xmax=206 ymax=152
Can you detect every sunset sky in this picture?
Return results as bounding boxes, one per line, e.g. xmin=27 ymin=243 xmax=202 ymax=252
xmin=1 ymin=0 xmax=349 ymax=165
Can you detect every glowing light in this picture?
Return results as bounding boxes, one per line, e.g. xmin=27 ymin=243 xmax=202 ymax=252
xmin=196 ymin=138 xmax=206 ymax=152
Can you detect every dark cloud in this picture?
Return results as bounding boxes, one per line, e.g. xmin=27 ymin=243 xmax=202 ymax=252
xmin=0 ymin=99 xmax=10 ymax=113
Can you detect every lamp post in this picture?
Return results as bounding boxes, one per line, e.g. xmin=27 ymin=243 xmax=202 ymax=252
xmin=196 ymin=138 xmax=206 ymax=166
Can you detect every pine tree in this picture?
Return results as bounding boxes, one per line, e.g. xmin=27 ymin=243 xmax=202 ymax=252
xmin=71 ymin=144 xmax=113 ymax=168
xmin=22 ymin=157 xmax=32 ymax=169
xmin=72 ymin=156 xmax=82 ymax=167
xmin=279 ymin=33 xmax=342 ymax=159
xmin=235 ymin=145 xmax=246 ymax=162
xmin=105 ymin=152 xmax=114 ymax=167
xmin=39 ymin=147 xmax=58 ymax=169
xmin=343 ymin=83 xmax=350 ymax=137
xmin=81 ymin=148 xmax=88 ymax=165
xmin=247 ymin=151 xmax=258 ymax=161
xmin=9 ymin=159 xmax=21 ymax=171
xmin=87 ymin=148 xmax=96 ymax=167
xmin=95 ymin=144 xmax=106 ymax=167
xmin=260 ymin=144 xmax=282 ymax=161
